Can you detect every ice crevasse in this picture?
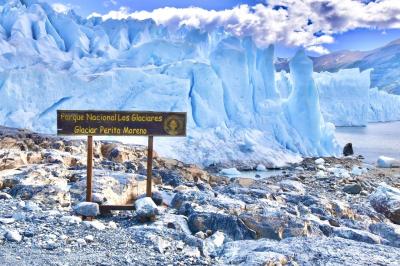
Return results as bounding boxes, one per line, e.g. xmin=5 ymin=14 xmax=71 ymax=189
xmin=0 ymin=0 xmax=341 ymax=167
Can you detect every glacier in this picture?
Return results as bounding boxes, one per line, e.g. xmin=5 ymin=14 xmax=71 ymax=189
xmin=277 ymin=69 xmax=400 ymax=127
xmin=2 ymin=0 xmax=398 ymax=167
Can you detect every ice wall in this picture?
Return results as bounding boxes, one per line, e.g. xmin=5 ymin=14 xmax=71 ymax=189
xmin=315 ymin=69 xmax=371 ymax=126
xmin=368 ymin=88 xmax=400 ymax=122
xmin=278 ymin=68 xmax=400 ymax=127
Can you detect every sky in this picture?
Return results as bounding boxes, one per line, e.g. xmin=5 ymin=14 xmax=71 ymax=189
xmin=45 ymin=0 xmax=400 ymax=57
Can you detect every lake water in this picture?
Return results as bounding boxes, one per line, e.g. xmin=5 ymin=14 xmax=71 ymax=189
xmin=335 ymin=121 xmax=400 ymax=164
xmin=219 ymin=169 xmax=285 ymax=179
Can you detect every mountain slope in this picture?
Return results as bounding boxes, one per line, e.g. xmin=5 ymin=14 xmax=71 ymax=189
xmin=312 ymin=39 xmax=400 ymax=94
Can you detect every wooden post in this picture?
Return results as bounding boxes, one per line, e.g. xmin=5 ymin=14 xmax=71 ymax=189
xmin=146 ymin=136 xmax=154 ymax=197
xmin=86 ymin=135 xmax=93 ymax=202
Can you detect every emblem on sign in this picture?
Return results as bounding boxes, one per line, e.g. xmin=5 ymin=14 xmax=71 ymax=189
xmin=163 ymin=115 xmax=184 ymax=136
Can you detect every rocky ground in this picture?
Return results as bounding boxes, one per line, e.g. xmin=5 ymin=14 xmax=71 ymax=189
xmin=0 ymin=126 xmax=399 ymax=266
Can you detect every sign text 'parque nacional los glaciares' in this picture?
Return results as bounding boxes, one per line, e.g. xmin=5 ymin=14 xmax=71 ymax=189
xmin=57 ymin=110 xmax=187 ymax=136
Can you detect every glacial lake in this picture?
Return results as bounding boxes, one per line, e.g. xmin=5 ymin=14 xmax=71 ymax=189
xmin=335 ymin=121 xmax=400 ymax=164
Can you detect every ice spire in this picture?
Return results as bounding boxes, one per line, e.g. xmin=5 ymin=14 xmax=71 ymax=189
xmin=286 ymin=49 xmax=322 ymax=145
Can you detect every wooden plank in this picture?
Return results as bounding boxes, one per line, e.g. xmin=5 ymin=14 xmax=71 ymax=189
xmin=99 ymin=205 xmax=135 ymax=212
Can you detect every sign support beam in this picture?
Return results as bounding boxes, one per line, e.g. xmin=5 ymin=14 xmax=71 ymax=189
xmin=86 ymin=135 xmax=93 ymax=202
xmin=146 ymin=136 xmax=154 ymax=197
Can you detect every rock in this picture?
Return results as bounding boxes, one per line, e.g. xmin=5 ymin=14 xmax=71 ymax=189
xmin=331 ymin=227 xmax=381 ymax=244
xmin=75 ymin=238 xmax=87 ymax=246
xmin=151 ymin=191 xmax=163 ymax=206
xmin=377 ymin=156 xmax=398 ymax=168
xmin=343 ymin=184 xmax=362 ymax=194
xmin=158 ymin=170 xmax=185 ymax=187
xmin=134 ymin=197 xmax=159 ymax=221
xmin=182 ymin=246 xmax=201 ymax=258
xmin=9 ymin=171 xmax=71 ymax=206
xmin=220 ymin=240 xmax=288 ymax=265
xmin=83 ymin=220 xmax=106 ymax=231
xmin=5 ymin=230 xmax=22 ymax=242
xmin=369 ymin=223 xmax=400 ymax=248
xmin=315 ymin=158 xmax=325 ymax=165
xmin=59 ymin=235 xmax=68 ymax=241
xmin=0 ymin=218 xmax=15 ymax=224
xmin=74 ymin=202 xmax=100 ymax=217
xmin=332 ymin=168 xmax=350 ymax=178
xmin=0 ymin=192 xmax=12 ymax=200
xmin=195 ymin=231 xmax=207 ymax=239
xmin=240 ymin=212 xmax=311 ymax=240
xmin=72 ymin=173 xmax=147 ymax=205
xmin=91 ymin=193 xmax=107 ymax=204
xmin=316 ymin=170 xmax=326 ymax=179
xmin=84 ymin=235 xmax=95 ymax=243
xmin=203 ymin=231 xmax=225 ymax=257
xmin=187 ymin=211 xmax=256 ymax=241
xmin=369 ymin=184 xmax=400 ymax=224
xmin=43 ymin=239 xmax=58 ymax=250
xmin=343 ymin=143 xmax=354 ymax=156
xmin=136 ymin=191 xmax=163 ymax=206
xmin=219 ymin=168 xmax=241 ymax=176
xmin=351 ymin=166 xmax=367 ymax=176
xmin=279 ymin=180 xmax=305 ymax=194
xmin=108 ymin=221 xmax=117 ymax=229
xmin=24 ymin=201 xmax=41 ymax=212
xmin=170 ymin=190 xmax=212 ymax=211
xmin=23 ymin=230 xmax=34 ymax=238
xmin=256 ymin=164 xmax=266 ymax=171
xmin=60 ymin=215 xmax=82 ymax=224
xmin=236 ymin=177 xmax=255 ymax=187
xmin=328 ymin=219 xmax=340 ymax=227
xmin=162 ymin=214 xmax=192 ymax=235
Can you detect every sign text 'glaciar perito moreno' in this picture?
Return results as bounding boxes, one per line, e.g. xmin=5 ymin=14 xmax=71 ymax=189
xmin=57 ymin=110 xmax=186 ymax=136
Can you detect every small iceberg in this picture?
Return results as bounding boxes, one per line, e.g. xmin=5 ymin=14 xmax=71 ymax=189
xmin=219 ymin=168 xmax=241 ymax=175
xmin=377 ymin=156 xmax=398 ymax=168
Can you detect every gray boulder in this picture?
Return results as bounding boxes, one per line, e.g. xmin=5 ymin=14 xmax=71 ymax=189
xmin=343 ymin=184 xmax=362 ymax=194
xmin=369 ymin=223 xmax=400 ymax=247
xmin=135 ymin=197 xmax=159 ymax=221
xmin=187 ymin=211 xmax=256 ymax=241
xmin=370 ymin=183 xmax=400 ymax=224
xmin=5 ymin=230 xmax=22 ymax=242
xmin=331 ymin=227 xmax=381 ymax=244
xmin=343 ymin=143 xmax=354 ymax=156
xmin=279 ymin=180 xmax=305 ymax=195
xmin=74 ymin=202 xmax=100 ymax=217
xmin=239 ymin=211 xmax=314 ymax=240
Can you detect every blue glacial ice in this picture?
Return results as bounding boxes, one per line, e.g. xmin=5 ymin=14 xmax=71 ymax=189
xmin=0 ymin=0 xmax=396 ymax=167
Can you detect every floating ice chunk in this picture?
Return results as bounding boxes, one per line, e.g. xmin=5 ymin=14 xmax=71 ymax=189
xmin=315 ymin=158 xmax=325 ymax=165
xmin=256 ymin=164 xmax=266 ymax=171
xmin=220 ymin=168 xmax=241 ymax=176
xmin=377 ymin=156 xmax=398 ymax=168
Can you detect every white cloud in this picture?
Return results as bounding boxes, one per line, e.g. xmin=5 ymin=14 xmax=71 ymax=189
xmin=52 ymin=3 xmax=71 ymax=14
xmin=87 ymin=0 xmax=400 ymax=54
xmin=306 ymin=45 xmax=330 ymax=54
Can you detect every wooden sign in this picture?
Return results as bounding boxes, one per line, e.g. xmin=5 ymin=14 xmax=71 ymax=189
xmin=56 ymin=109 xmax=187 ymax=214
xmin=57 ymin=110 xmax=187 ymax=137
